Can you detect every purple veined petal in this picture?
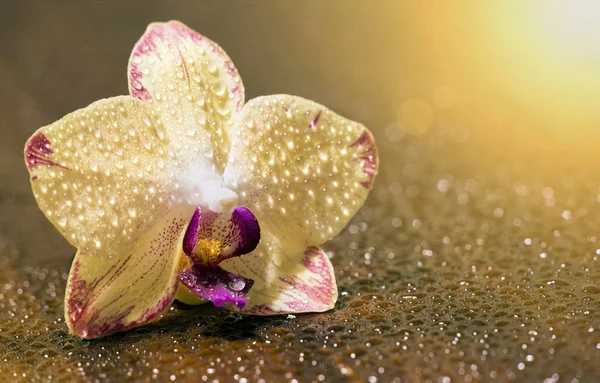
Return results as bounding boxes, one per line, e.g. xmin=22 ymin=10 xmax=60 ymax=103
xmin=227 ymin=206 xmax=261 ymax=257
xmin=178 ymin=265 xmax=254 ymax=309
xmin=25 ymin=132 xmax=70 ymax=172
xmin=349 ymin=130 xmax=378 ymax=189
xmin=182 ymin=207 xmax=201 ymax=255
xmin=224 ymin=94 xmax=378 ymax=249
xmin=24 ymin=96 xmax=181 ymax=259
xmin=128 ymin=21 xmax=244 ymax=108
xmin=65 ymin=205 xmax=194 ymax=338
xmin=221 ymin=234 xmax=338 ymax=315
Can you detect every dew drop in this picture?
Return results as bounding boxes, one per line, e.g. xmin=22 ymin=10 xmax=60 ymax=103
xmin=89 ymin=159 xmax=99 ymax=172
xmin=207 ymin=62 xmax=218 ymax=74
xmin=196 ymin=110 xmax=207 ymax=125
xmin=57 ymin=216 xmax=67 ymax=227
xmin=212 ymin=81 xmax=227 ymax=97
xmin=186 ymin=127 xmax=196 ymax=137
xmin=229 ymin=278 xmax=246 ymax=292
xmin=142 ymin=116 xmax=152 ymax=127
xmin=132 ymin=80 xmax=143 ymax=90
xmin=203 ymin=147 xmax=214 ymax=158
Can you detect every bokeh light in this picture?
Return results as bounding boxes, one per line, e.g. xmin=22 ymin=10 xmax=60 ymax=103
xmin=432 ymin=85 xmax=457 ymax=110
xmin=420 ymin=1 xmax=600 ymax=143
xmin=543 ymin=0 xmax=600 ymax=56
xmin=397 ymin=99 xmax=433 ymax=136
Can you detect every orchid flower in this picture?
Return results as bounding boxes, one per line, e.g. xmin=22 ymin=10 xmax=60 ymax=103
xmin=24 ymin=21 xmax=378 ymax=339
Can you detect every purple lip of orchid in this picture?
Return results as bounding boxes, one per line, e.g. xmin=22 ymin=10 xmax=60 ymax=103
xmin=178 ymin=265 xmax=254 ymax=309
xmin=178 ymin=206 xmax=260 ymax=308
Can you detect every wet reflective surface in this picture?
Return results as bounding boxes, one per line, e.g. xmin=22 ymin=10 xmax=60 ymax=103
xmin=2 ymin=2 xmax=600 ymax=382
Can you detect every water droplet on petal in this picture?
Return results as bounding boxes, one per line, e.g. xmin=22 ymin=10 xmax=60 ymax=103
xmin=196 ymin=110 xmax=207 ymax=125
xmin=203 ymin=147 xmax=214 ymax=158
xmin=89 ymin=159 xmax=99 ymax=172
xmin=196 ymin=95 xmax=206 ymax=107
xmin=212 ymin=81 xmax=227 ymax=98
xmin=132 ymin=80 xmax=143 ymax=90
xmin=207 ymin=62 xmax=218 ymax=74
xmin=229 ymin=278 xmax=246 ymax=292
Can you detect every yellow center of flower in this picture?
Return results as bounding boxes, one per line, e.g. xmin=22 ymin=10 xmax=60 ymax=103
xmin=194 ymin=239 xmax=223 ymax=264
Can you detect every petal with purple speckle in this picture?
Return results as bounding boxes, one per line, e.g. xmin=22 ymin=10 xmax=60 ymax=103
xmin=222 ymin=233 xmax=338 ymax=315
xmin=65 ymin=205 xmax=194 ymax=338
xmin=128 ymin=20 xmax=244 ymax=172
xmin=24 ymin=96 xmax=184 ymax=258
xmin=224 ymin=95 xmax=378 ymax=249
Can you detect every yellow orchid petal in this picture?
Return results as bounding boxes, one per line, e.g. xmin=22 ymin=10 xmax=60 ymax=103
xmin=224 ymin=94 xmax=378 ymax=249
xmin=175 ymin=283 xmax=206 ymax=306
xmin=222 ymin=235 xmax=337 ymax=314
xmin=65 ymin=206 xmax=192 ymax=338
xmin=128 ymin=20 xmax=244 ymax=173
xmin=221 ymin=95 xmax=377 ymax=313
xmin=24 ymin=95 xmax=205 ymax=337
xmin=24 ymin=96 xmax=189 ymax=256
